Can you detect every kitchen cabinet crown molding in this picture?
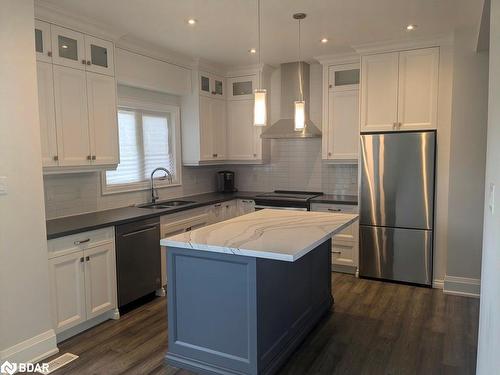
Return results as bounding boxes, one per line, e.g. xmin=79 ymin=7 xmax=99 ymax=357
xmin=35 ymin=2 xmax=121 ymax=42
xmin=315 ymin=52 xmax=360 ymax=66
xmin=353 ymin=33 xmax=453 ymax=55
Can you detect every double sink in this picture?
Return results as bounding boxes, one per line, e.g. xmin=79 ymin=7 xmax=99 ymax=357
xmin=137 ymin=200 xmax=196 ymax=210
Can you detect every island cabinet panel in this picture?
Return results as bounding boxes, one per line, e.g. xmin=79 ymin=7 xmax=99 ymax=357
xmin=166 ymin=239 xmax=332 ymax=375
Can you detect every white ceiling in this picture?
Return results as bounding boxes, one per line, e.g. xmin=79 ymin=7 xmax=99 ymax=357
xmin=38 ymin=0 xmax=483 ymax=66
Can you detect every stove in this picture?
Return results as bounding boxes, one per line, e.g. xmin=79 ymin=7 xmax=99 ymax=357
xmin=254 ymin=190 xmax=323 ymax=211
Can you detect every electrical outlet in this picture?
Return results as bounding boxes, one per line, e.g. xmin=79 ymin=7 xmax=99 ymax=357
xmin=489 ymin=183 xmax=495 ymax=214
xmin=0 ymin=176 xmax=7 ymax=195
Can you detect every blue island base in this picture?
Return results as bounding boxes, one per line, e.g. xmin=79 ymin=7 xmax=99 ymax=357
xmin=166 ymin=238 xmax=333 ymax=375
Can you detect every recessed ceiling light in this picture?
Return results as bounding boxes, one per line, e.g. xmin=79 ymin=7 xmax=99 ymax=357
xmin=187 ymin=18 xmax=197 ymax=25
xmin=406 ymin=24 xmax=417 ymax=31
xmin=249 ymin=48 xmax=257 ymax=54
xmin=320 ymin=38 xmax=328 ymax=43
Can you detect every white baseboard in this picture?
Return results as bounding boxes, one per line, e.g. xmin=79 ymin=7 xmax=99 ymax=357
xmin=433 ymin=278 xmax=444 ymax=289
xmin=443 ymin=275 xmax=481 ymax=298
xmin=56 ymin=309 xmax=118 ymax=343
xmin=0 ymin=329 xmax=58 ymax=364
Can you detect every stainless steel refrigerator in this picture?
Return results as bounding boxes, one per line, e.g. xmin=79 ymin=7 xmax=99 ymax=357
xmin=359 ymin=131 xmax=436 ymax=286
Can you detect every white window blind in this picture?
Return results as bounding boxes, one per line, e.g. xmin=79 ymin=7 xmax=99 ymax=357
xmin=105 ymin=107 xmax=176 ymax=187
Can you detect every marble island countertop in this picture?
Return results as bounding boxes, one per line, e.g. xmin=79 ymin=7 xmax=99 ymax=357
xmin=161 ymin=209 xmax=358 ymax=262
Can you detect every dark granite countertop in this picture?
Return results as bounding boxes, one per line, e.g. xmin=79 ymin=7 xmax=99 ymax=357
xmin=310 ymin=194 xmax=358 ymax=205
xmin=46 ymin=191 xmax=261 ymax=240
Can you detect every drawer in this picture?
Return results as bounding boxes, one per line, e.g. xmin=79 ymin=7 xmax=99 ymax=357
xmin=310 ymin=203 xmax=358 ymax=214
xmin=331 ymin=241 xmax=355 ymax=266
xmin=333 ymin=219 xmax=359 ymax=242
xmin=48 ymin=227 xmax=114 ymax=259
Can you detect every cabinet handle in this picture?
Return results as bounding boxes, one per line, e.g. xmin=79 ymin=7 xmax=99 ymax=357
xmin=87 ymin=60 xmax=91 ymax=65
xmin=329 ymin=84 xmax=333 ymax=89
xmin=253 ymin=153 xmax=257 ymax=157
xmin=82 ymin=59 xmax=87 ymax=65
xmin=398 ymin=122 xmax=402 ymax=129
xmin=328 ymin=208 xmax=342 ymax=212
xmin=393 ymin=122 xmax=397 ymax=130
xmin=92 ymin=155 xmax=96 ymax=160
xmin=87 ymin=155 xmax=92 ymax=160
xmin=85 ymin=256 xmax=90 ymax=261
xmin=74 ymin=238 xmax=90 ymax=245
xmin=211 ymin=91 xmax=216 ymax=95
xmin=212 ymin=153 xmax=217 ymax=158
xmin=214 ymin=203 xmax=221 ymax=208
xmin=47 ymin=51 xmax=52 ymax=57
xmin=332 ymin=251 xmax=342 ymax=255
xmin=185 ymin=226 xmax=192 ymax=232
xmin=328 ymin=152 xmax=332 ymax=156
xmin=80 ymin=257 xmax=84 ymax=262
xmin=53 ymin=155 xmax=59 ymax=161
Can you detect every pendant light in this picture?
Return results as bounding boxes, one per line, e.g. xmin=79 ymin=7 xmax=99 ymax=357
xmin=253 ymin=0 xmax=267 ymax=126
xmin=293 ymin=13 xmax=306 ymax=131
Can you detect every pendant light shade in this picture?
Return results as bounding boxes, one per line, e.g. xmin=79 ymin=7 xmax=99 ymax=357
xmin=253 ymin=0 xmax=267 ymax=127
xmin=254 ymin=89 xmax=267 ymax=126
xmin=294 ymin=100 xmax=305 ymax=131
xmin=293 ymin=13 xmax=306 ymax=132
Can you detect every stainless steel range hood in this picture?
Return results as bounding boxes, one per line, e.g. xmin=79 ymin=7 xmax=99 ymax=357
xmin=261 ymin=62 xmax=321 ymax=139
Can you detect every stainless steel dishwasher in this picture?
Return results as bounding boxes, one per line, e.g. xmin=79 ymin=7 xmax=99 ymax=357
xmin=115 ymin=217 xmax=161 ymax=309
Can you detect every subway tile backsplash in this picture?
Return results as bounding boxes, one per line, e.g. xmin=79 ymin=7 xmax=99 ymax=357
xmin=43 ymin=139 xmax=357 ymax=219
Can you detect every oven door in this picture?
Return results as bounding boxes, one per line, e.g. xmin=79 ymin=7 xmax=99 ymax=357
xmin=254 ymin=205 xmax=308 ymax=211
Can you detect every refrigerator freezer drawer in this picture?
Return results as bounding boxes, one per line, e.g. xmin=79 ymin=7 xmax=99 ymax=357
xmin=359 ymin=225 xmax=432 ymax=285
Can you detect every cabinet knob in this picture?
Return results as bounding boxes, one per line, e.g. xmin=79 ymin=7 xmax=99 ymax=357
xmin=393 ymin=122 xmax=397 ymax=130
xmin=92 ymin=155 xmax=96 ymax=160
xmin=212 ymin=153 xmax=218 ymax=158
xmin=47 ymin=51 xmax=52 ymax=57
xmin=253 ymin=153 xmax=257 ymax=157
xmin=80 ymin=257 xmax=84 ymax=263
xmin=87 ymin=60 xmax=91 ymax=65
xmin=211 ymin=91 xmax=216 ymax=95
xmin=329 ymin=84 xmax=333 ymax=89
xmin=328 ymin=152 xmax=332 ymax=156
xmin=53 ymin=155 xmax=59 ymax=161
xmin=82 ymin=59 xmax=87 ymax=65
xmin=85 ymin=256 xmax=90 ymax=261
xmin=87 ymin=155 xmax=92 ymax=160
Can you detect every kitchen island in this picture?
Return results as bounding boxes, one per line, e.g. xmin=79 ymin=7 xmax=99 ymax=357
xmin=160 ymin=209 xmax=358 ymax=375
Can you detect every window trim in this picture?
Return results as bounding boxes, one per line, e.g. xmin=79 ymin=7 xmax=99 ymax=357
xmin=101 ymin=97 xmax=182 ymax=195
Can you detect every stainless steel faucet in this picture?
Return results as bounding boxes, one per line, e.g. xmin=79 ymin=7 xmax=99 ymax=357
xmin=150 ymin=167 xmax=173 ymax=203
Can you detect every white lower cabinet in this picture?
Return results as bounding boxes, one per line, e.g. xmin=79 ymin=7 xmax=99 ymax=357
xmin=48 ymin=251 xmax=86 ymax=333
xmin=311 ymin=203 xmax=359 ymax=274
xmin=47 ymin=227 xmax=117 ymax=335
xmin=210 ymin=200 xmax=237 ymax=223
xmin=237 ymin=199 xmax=255 ymax=215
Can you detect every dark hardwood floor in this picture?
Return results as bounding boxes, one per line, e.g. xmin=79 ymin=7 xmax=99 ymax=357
xmin=41 ymin=273 xmax=479 ymax=375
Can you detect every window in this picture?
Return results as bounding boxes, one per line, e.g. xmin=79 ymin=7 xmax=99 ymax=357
xmin=102 ymin=99 xmax=181 ymax=194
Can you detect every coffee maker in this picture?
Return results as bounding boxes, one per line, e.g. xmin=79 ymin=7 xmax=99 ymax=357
xmin=217 ymin=171 xmax=237 ymax=193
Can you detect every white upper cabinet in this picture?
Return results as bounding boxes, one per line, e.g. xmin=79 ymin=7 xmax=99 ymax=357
xmin=360 ymin=47 xmax=439 ymax=132
xmin=397 ymin=47 xmax=439 ymax=131
xmin=323 ymin=63 xmax=360 ymax=162
xmin=49 ymin=24 xmax=115 ymax=75
xmin=227 ymin=99 xmax=258 ymax=160
xmin=50 ymin=25 xmax=86 ymax=70
xmin=35 ymin=20 xmax=119 ymax=172
xmin=227 ymin=75 xmax=258 ymax=100
xmin=53 ymin=64 xmax=91 ymax=167
xmin=84 ymin=35 xmax=114 ymax=76
xmin=360 ymin=52 xmax=399 ymax=132
xmin=35 ymin=20 xmax=52 ymax=63
xmin=37 ymin=61 xmax=58 ymax=167
xmin=86 ymin=72 xmax=119 ymax=165
xmin=199 ymin=95 xmax=226 ymax=160
xmin=199 ymin=72 xmax=225 ymax=99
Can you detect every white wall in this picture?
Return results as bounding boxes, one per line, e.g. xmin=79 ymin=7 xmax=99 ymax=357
xmin=477 ymin=0 xmax=500 ymax=372
xmin=445 ymin=27 xmax=489 ymax=295
xmin=0 ymin=0 xmax=57 ymax=363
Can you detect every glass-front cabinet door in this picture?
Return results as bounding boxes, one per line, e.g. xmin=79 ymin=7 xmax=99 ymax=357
xmin=227 ymin=75 xmax=258 ymax=100
xmin=84 ymin=35 xmax=115 ymax=76
xmin=50 ymin=24 xmax=85 ymax=70
xmin=35 ymin=20 xmax=52 ymax=63
xmin=199 ymin=72 xmax=225 ymax=99
xmin=199 ymin=73 xmax=211 ymax=97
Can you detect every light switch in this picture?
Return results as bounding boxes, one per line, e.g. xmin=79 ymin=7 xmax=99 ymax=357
xmin=0 ymin=176 xmax=7 ymax=195
xmin=489 ymin=183 xmax=495 ymax=214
